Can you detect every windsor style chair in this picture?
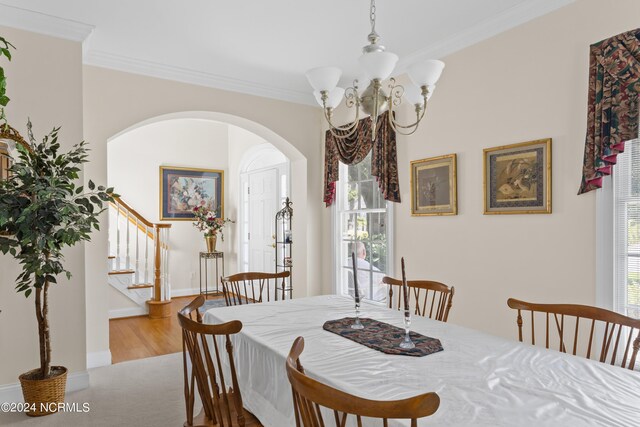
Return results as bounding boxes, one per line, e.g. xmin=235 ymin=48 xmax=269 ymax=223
xmin=382 ymin=277 xmax=455 ymax=322
xmin=178 ymin=296 xmax=259 ymax=427
xmin=221 ymin=271 xmax=291 ymax=306
xmin=507 ymin=298 xmax=640 ymax=370
xmin=286 ymin=337 xmax=440 ymax=427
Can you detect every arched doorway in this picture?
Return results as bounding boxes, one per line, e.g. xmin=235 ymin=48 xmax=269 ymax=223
xmin=98 ymin=111 xmax=308 ymax=365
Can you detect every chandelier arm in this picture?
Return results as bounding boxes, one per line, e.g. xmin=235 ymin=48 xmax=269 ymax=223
xmin=323 ymin=102 xmax=361 ymax=139
xmin=387 ymin=98 xmax=429 ymax=130
xmin=387 ymin=101 xmax=427 ymax=135
xmin=323 ymin=104 xmax=361 ymax=133
xmin=388 ymin=120 xmax=420 ymax=136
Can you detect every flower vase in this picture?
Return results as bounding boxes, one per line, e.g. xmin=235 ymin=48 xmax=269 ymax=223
xmin=205 ymin=234 xmax=217 ymax=253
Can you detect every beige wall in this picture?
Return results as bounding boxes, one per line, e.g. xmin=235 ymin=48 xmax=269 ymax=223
xmin=83 ymin=67 xmax=324 ymax=357
xmin=0 ymin=27 xmax=85 ymax=384
xmin=387 ymin=0 xmax=640 ymax=338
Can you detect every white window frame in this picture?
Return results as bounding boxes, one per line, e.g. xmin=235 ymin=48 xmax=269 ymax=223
xmin=598 ymin=138 xmax=640 ymax=316
xmin=331 ymin=160 xmax=394 ymax=300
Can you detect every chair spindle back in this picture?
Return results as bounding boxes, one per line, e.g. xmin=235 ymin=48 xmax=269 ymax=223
xmin=178 ymin=296 xmax=246 ymax=426
xmin=507 ymin=298 xmax=640 ymax=370
xmin=382 ymin=276 xmax=455 ymax=322
xmin=222 ymin=271 xmax=291 ymax=306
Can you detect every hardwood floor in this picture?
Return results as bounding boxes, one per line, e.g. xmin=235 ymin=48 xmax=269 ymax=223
xmin=109 ymin=296 xmax=194 ymax=363
xmin=109 ymin=295 xmax=264 ymax=426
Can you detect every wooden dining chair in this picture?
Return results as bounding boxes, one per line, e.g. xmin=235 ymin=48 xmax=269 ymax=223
xmin=507 ymin=298 xmax=640 ymax=370
xmin=178 ymin=295 xmax=249 ymax=427
xmin=382 ymin=276 xmax=455 ymax=322
xmin=286 ymin=337 xmax=440 ymax=427
xmin=221 ymin=271 xmax=291 ymax=306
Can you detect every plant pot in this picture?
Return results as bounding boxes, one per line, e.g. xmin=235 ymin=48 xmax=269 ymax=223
xmin=205 ymin=234 xmax=217 ymax=253
xmin=19 ymin=366 xmax=67 ymax=417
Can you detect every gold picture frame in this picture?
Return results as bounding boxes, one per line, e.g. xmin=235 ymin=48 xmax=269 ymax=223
xmin=410 ymin=153 xmax=457 ymax=216
xmin=159 ymin=166 xmax=224 ymax=221
xmin=483 ymin=138 xmax=551 ymax=215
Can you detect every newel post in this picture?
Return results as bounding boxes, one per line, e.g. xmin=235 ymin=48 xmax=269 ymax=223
xmin=147 ymin=223 xmax=172 ymax=318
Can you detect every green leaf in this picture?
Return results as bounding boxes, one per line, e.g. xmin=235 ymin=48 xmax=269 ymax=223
xmin=88 ymin=180 xmax=95 ymax=190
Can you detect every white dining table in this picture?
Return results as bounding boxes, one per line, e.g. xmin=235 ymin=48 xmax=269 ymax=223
xmin=204 ymin=295 xmax=640 ymax=426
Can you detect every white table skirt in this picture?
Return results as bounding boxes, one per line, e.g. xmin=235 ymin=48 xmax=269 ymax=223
xmin=204 ymin=295 xmax=640 ymax=426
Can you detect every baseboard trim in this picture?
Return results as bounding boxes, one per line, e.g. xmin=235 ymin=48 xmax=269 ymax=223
xmin=108 ymin=306 xmax=147 ymax=319
xmin=0 ymin=370 xmax=90 ymax=403
xmin=87 ymin=350 xmax=112 ymax=369
xmin=171 ymin=288 xmax=205 ymax=297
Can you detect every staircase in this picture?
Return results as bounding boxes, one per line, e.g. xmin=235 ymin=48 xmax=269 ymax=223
xmin=108 ymin=197 xmax=172 ymax=318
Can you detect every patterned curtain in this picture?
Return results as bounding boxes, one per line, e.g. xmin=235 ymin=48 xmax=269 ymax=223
xmin=324 ymin=111 xmax=400 ymax=206
xmin=579 ymin=28 xmax=640 ymax=194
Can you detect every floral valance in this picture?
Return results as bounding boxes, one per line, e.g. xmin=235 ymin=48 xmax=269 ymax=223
xmin=579 ymin=28 xmax=640 ymax=194
xmin=324 ymin=111 xmax=400 ymax=206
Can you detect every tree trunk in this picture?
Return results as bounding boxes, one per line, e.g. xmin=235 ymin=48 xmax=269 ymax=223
xmin=42 ymin=281 xmax=51 ymax=378
xmin=34 ymin=282 xmax=51 ymax=379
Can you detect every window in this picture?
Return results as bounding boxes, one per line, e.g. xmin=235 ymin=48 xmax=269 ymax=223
xmin=334 ymin=151 xmax=392 ymax=302
xmin=613 ymin=139 xmax=640 ymax=318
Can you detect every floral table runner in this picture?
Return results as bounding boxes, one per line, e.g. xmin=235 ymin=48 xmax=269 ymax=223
xmin=323 ymin=317 xmax=443 ymax=357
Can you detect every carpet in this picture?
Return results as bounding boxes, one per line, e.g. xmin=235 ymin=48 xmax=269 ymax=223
xmin=0 ymin=353 xmax=190 ymax=427
xmin=198 ymin=298 xmax=228 ymax=312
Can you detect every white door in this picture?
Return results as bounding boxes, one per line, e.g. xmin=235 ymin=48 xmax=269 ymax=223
xmin=248 ymin=168 xmax=278 ymax=272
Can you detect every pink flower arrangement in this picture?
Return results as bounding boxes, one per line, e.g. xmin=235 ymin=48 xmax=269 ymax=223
xmin=192 ymin=206 xmax=234 ymax=240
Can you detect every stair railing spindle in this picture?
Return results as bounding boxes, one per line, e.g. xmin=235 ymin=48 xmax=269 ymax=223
xmin=145 ymin=225 xmax=150 ymax=285
xmin=116 ymin=201 xmax=121 ymax=270
xmin=134 ymin=217 xmax=140 ymax=284
xmin=125 ymin=210 xmax=131 ymax=270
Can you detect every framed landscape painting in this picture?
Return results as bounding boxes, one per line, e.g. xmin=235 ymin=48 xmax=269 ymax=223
xmin=410 ymin=154 xmax=457 ymax=216
xmin=483 ymin=138 xmax=551 ymax=215
xmin=159 ymin=166 xmax=224 ymax=220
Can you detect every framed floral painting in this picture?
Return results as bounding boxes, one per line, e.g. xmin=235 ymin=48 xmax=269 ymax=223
xmin=483 ymin=138 xmax=551 ymax=215
xmin=410 ymin=154 xmax=457 ymax=216
xmin=159 ymin=167 xmax=224 ymax=220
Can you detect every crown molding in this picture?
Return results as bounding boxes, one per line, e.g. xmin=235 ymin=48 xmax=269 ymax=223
xmin=0 ymin=0 xmax=574 ymax=106
xmin=396 ymin=0 xmax=576 ymax=72
xmin=83 ymin=50 xmax=317 ymax=106
xmin=0 ymin=3 xmax=94 ymax=42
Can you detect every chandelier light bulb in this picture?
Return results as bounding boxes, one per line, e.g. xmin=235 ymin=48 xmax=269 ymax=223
xmin=407 ymin=60 xmax=445 ymax=88
xmin=305 ymin=66 xmax=342 ymax=92
xmin=358 ymin=51 xmax=399 ymax=81
xmin=313 ymin=87 xmax=346 ymax=109
xmin=404 ymin=84 xmax=425 ymax=107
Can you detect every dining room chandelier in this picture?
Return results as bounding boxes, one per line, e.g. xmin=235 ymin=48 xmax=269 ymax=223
xmin=305 ymin=0 xmax=445 ymax=140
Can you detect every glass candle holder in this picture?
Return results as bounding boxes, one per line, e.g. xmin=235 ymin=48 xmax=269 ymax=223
xmin=399 ymin=312 xmax=415 ymax=349
xmin=351 ymin=298 xmax=364 ymax=330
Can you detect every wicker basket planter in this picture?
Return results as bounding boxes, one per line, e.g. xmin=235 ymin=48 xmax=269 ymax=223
xmin=19 ymin=366 xmax=67 ymax=417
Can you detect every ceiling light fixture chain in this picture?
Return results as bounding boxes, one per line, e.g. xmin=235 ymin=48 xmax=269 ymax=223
xmin=369 ymin=0 xmax=377 ymax=41
xmin=306 ymin=0 xmax=445 ymax=141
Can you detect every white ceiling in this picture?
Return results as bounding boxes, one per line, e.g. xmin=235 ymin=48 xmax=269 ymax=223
xmin=0 ymin=0 xmax=573 ymax=105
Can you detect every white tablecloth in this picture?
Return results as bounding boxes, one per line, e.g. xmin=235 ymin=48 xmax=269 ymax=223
xmin=204 ymin=295 xmax=640 ymax=426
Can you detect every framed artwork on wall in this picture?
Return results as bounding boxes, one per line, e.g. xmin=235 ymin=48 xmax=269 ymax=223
xmin=483 ymin=138 xmax=551 ymax=215
xmin=410 ymin=153 xmax=457 ymax=216
xmin=159 ymin=166 xmax=224 ymax=221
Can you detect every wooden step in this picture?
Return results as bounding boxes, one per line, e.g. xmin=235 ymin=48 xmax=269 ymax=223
xmin=108 ymin=269 xmax=135 ymax=275
xmin=127 ymin=284 xmax=153 ymax=290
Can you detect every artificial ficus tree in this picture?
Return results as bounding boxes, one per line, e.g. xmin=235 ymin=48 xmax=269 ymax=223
xmin=0 ymin=121 xmax=115 ymax=379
